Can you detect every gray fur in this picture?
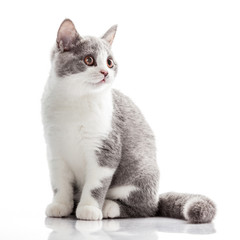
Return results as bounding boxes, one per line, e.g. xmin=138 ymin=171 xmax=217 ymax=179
xmin=93 ymin=90 xmax=160 ymax=217
xmin=91 ymin=89 xmax=216 ymax=222
xmin=56 ymin=19 xmax=80 ymax=52
xmin=157 ymin=192 xmax=216 ymax=223
xmin=53 ymin=21 xmax=118 ymax=77
xmin=49 ymin=19 xmax=216 ymax=223
xmin=91 ymin=177 xmax=112 ymax=208
xmin=88 ymin=91 xmax=125 ymax=209
xmin=53 ymin=188 xmax=58 ymax=195
xmin=55 ymin=50 xmax=87 ymax=77
xmin=95 ymin=96 xmax=123 ymax=169
xmin=54 ymin=37 xmax=99 ymax=77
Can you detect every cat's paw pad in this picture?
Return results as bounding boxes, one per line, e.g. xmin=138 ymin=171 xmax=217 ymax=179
xmin=46 ymin=202 xmax=72 ymax=217
xmin=103 ymin=200 xmax=120 ymax=219
xmin=76 ymin=205 xmax=103 ymax=220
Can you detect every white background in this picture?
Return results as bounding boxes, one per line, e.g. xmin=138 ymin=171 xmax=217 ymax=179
xmin=0 ymin=0 xmax=239 ymax=239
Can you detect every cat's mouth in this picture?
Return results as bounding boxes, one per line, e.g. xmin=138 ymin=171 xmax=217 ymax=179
xmin=97 ymin=77 xmax=106 ymax=84
xmin=89 ymin=77 xmax=108 ymax=86
xmin=100 ymin=78 xmax=106 ymax=83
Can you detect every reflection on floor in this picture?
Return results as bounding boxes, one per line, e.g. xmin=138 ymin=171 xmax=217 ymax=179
xmin=45 ymin=216 xmax=215 ymax=240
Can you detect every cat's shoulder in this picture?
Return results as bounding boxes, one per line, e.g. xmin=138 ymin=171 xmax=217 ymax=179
xmin=111 ymin=89 xmax=142 ymax=117
xmin=112 ymin=89 xmax=128 ymax=101
xmin=112 ymin=89 xmax=135 ymax=107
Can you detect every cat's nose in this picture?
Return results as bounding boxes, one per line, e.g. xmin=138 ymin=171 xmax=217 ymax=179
xmin=100 ymin=70 xmax=108 ymax=77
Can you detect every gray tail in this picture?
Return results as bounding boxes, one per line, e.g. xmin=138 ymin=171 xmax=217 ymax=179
xmin=156 ymin=192 xmax=216 ymax=223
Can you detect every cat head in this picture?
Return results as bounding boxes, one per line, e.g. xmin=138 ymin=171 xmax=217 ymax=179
xmin=51 ymin=19 xmax=118 ymax=96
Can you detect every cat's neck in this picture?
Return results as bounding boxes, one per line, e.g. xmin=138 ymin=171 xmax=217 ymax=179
xmin=45 ymin=71 xmax=113 ymax=109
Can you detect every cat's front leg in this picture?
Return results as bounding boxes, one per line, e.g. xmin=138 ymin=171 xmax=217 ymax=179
xmin=76 ymin=153 xmax=117 ymax=220
xmin=46 ymin=158 xmax=74 ymax=218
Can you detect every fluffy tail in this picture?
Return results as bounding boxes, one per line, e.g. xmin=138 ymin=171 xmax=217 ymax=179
xmin=156 ymin=192 xmax=216 ymax=223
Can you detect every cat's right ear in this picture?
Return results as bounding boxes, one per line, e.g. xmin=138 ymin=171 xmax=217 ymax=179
xmin=102 ymin=25 xmax=117 ymax=46
xmin=57 ymin=19 xmax=80 ymax=52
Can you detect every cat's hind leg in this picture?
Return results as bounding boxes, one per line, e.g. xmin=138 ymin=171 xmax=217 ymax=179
xmin=103 ymin=184 xmax=159 ymax=219
xmin=102 ymin=200 xmax=121 ymax=218
xmin=102 ymin=198 xmax=157 ymax=219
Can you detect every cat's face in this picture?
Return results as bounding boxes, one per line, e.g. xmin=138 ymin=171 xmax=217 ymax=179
xmin=51 ymin=19 xmax=118 ymax=96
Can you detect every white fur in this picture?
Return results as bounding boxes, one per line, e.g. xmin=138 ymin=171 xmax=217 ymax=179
xmin=76 ymin=205 xmax=103 ymax=220
xmin=102 ymin=200 xmax=120 ymax=218
xmin=46 ymin=202 xmax=73 ymax=217
xmin=106 ymin=185 xmax=139 ymax=200
xmin=42 ymin=46 xmax=116 ymax=219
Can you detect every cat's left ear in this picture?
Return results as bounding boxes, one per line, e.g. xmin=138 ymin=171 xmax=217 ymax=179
xmin=57 ymin=19 xmax=80 ymax=52
xmin=102 ymin=25 xmax=117 ymax=46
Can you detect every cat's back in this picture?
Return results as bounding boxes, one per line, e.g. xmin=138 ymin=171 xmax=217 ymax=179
xmin=112 ymin=89 xmax=156 ymax=160
xmin=112 ymin=89 xmax=155 ymax=137
xmin=110 ymin=89 xmax=158 ymax=188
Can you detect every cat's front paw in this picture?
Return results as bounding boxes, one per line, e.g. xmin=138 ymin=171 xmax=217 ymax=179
xmin=76 ymin=205 xmax=102 ymax=221
xmin=46 ymin=202 xmax=72 ymax=217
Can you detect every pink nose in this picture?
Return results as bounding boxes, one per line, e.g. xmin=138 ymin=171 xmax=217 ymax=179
xmin=100 ymin=70 xmax=108 ymax=77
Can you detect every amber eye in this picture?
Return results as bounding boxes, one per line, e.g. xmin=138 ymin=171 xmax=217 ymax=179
xmin=84 ymin=56 xmax=94 ymax=66
xmin=107 ymin=58 xmax=114 ymax=68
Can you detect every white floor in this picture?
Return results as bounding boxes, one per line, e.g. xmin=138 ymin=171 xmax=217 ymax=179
xmin=1 ymin=216 xmax=220 ymax=240
xmin=45 ymin=217 xmax=216 ymax=240
xmin=1 ymin=209 xmax=239 ymax=240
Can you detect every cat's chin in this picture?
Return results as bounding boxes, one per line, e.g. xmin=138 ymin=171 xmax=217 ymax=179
xmin=88 ymin=79 xmax=107 ymax=87
xmin=86 ymin=79 xmax=112 ymax=93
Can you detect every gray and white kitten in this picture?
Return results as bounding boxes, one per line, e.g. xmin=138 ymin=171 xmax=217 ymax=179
xmin=42 ymin=19 xmax=216 ymax=223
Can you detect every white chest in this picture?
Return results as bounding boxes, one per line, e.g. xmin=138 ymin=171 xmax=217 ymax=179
xmin=42 ymin=90 xmax=113 ymax=185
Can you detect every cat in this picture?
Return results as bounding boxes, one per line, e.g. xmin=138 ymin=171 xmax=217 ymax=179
xmin=42 ymin=19 xmax=216 ymax=223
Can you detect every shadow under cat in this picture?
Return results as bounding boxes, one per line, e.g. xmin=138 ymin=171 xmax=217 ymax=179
xmin=45 ymin=216 xmax=216 ymax=240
